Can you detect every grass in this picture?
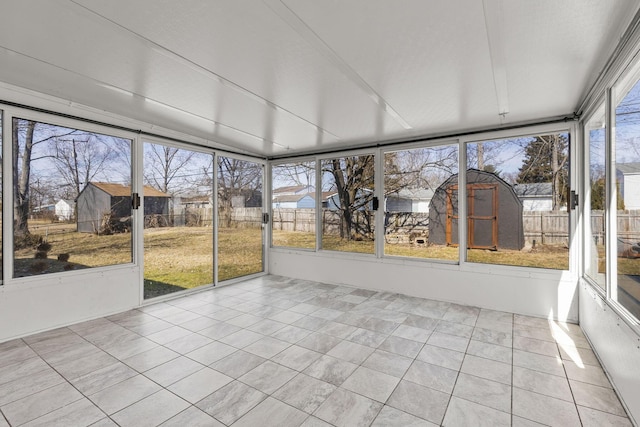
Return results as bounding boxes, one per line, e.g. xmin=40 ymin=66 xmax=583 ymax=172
xmin=273 ymin=230 xmax=570 ymax=269
xmin=14 ymin=225 xmax=265 ymax=299
xmin=11 ymin=225 xmax=640 ymax=297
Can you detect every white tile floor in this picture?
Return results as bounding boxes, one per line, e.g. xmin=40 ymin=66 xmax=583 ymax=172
xmin=0 ymin=275 xmax=633 ymax=426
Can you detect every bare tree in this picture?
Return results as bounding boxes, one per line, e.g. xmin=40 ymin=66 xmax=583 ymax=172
xmin=323 ymin=155 xmax=375 ymax=239
xmin=144 ymin=144 xmax=195 ymax=194
xmin=51 ymin=135 xmax=118 ymax=198
xmin=272 ymin=162 xmax=315 ymax=190
xmin=218 ymin=157 xmax=262 ymax=227
xmin=13 ymin=119 xmax=76 ymax=236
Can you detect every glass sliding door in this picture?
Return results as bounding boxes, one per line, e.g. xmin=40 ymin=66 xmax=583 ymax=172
xmin=614 ymin=79 xmax=640 ymax=319
xmin=143 ymin=142 xmax=214 ymax=299
xmin=12 ymin=118 xmax=132 ymax=278
xmin=585 ymin=105 xmax=607 ymax=289
xmin=217 ymin=156 xmax=264 ymax=281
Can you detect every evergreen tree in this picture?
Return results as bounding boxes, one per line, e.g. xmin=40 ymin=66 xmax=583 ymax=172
xmin=590 ymin=178 xmax=625 ymax=210
xmin=517 ymin=135 xmax=569 ymax=210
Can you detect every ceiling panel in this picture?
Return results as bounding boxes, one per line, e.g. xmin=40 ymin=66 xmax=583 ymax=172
xmin=0 ymin=0 xmax=638 ymax=157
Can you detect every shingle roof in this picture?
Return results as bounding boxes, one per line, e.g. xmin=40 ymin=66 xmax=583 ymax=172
xmin=273 ymin=185 xmax=313 ymax=194
xmin=512 ymin=183 xmax=553 ymax=197
xmin=90 ymin=182 xmax=170 ymax=197
xmin=617 ymin=162 xmax=640 ymax=174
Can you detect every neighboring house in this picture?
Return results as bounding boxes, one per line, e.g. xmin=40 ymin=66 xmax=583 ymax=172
xmin=76 ymin=182 xmax=170 ymax=233
xmin=386 ymin=188 xmax=434 ymax=213
xmin=273 ymin=185 xmax=315 ymax=197
xmin=32 ymin=204 xmax=55 ymax=217
xmin=272 ymin=193 xmax=315 ymax=209
xmin=513 ymin=183 xmax=553 ymax=211
xmin=325 ymin=188 xmax=374 ymax=211
xmin=617 ymin=162 xmax=640 ymax=210
xmin=230 ymin=190 xmax=262 ymax=208
xmin=179 ymin=194 xmax=213 ymax=209
xmin=55 ymin=199 xmax=74 ymax=221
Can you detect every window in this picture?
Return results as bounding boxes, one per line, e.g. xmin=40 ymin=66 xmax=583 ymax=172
xmin=321 ymin=155 xmax=375 ymax=254
xmin=13 ymin=118 xmax=132 ymax=278
xmin=615 ymin=79 xmax=640 ymax=319
xmin=143 ymin=142 xmax=214 ymax=299
xmin=217 ymin=156 xmax=264 ymax=281
xmin=384 ymin=144 xmax=458 ymax=261
xmin=585 ymin=105 xmax=607 ymax=289
xmin=466 ymin=134 xmax=570 ymax=269
xmin=271 ymin=161 xmax=316 ymax=249
xmin=0 ymin=111 xmax=2 ymax=281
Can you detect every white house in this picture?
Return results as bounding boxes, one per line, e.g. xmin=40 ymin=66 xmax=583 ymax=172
xmin=513 ymin=183 xmax=553 ymax=211
xmin=55 ymin=199 xmax=74 ymax=221
xmin=272 ymin=193 xmax=315 ymax=209
xmin=617 ymin=163 xmax=640 ymax=210
xmin=386 ymin=188 xmax=434 ymax=213
xmin=272 ymin=185 xmax=315 ymax=197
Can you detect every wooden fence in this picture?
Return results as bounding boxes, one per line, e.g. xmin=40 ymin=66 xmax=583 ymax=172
xmin=169 ymin=207 xmax=640 ymax=246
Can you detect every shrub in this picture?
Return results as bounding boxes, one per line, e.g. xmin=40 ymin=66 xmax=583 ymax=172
xmin=57 ymin=253 xmax=70 ymax=262
xmin=34 ymin=251 xmax=48 ymax=259
xmin=14 ymin=233 xmax=43 ymax=250
xmin=29 ymin=261 xmax=48 ymax=273
xmin=37 ymin=242 xmax=52 ymax=253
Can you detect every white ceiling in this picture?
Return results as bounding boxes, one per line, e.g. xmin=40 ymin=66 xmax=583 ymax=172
xmin=0 ymin=0 xmax=638 ymax=157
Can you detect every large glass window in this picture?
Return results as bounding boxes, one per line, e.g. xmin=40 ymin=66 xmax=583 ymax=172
xmin=585 ymin=106 xmax=607 ymax=289
xmin=321 ymin=155 xmax=375 ymax=254
xmin=271 ymin=161 xmax=316 ymax=249
xmin=12 ymin=118 xmax=132 ymax=277
xmin=615 ymin=79 xmax=640 ymax=319
xmin=384 ymin=144 xmax=458 ymax=261
xmin=217 ymin=156 xmax=264 ymax=281
xmin=143 ymin=142 xmax=214 ymax=299
xmin=466 ymin=134 xmax=570 ymax=269
xmin=0 ymin=111 xmax=2 ymax=281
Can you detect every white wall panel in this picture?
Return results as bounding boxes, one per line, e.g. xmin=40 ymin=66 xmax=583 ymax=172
xmin=580 ymin=281 xmax=640 ymax=426
xmin=270 ymin=249 xmax=578 ymax=322
xmin=0 ymin=267 xmax=140 ymax=342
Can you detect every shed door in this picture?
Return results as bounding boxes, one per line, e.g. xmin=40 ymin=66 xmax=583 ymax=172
xmin=446 ymin=183 xmax=498 ymax=249
xmin=468 ymin=184 xmax=498 ymax=250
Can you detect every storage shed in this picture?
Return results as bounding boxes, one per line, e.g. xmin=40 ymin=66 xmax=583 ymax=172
xmin=429 ymin=169 xmax=524 ymax=250
xmin=77 ymin=182 xmax=170 ymax=233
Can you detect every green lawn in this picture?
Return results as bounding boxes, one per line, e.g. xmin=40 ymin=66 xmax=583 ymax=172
xmin=273 ymin=230 xmax=570 ymax=270
xmin=13 ymin=227 xmax=640 ymax=299
xmin=15 ymin=226 xmax=265 ymax=299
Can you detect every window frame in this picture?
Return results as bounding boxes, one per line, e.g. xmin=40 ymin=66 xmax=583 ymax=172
xmin=215 ymin=152 xmax=267 ymax=284
xmin=140 ymin=136 xmax=217 ymax=300
xmin=378 ymin=138 xmax=460 ymax=264
xmin=269 ymin=157 xmax=318 ymax=252
xmin=317 ymin=148 xmax=377 ymax=257
xmin=2 ymin=106 xmax=141 ymax=287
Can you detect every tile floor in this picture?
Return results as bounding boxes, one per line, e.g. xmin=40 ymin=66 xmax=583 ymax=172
xmin=0 ymin=275 xmax=633 ymax=426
